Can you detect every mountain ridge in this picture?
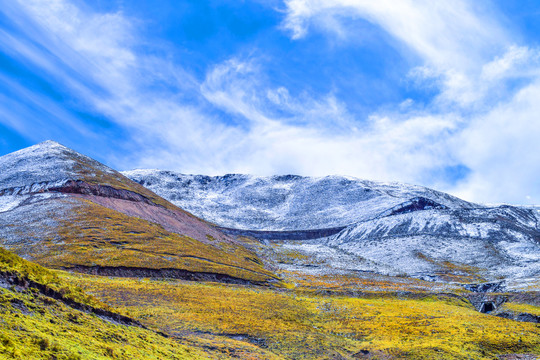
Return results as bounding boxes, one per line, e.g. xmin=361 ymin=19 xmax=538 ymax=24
xmin=1 ymin=142 xmax=538 ymax=285
xmin=123 ymin=169 xmax=479 ymax=231
xmin=1 ymin=141 xmax=540 ymax=359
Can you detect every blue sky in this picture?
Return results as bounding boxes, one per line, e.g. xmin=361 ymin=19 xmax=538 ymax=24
xmin=0 ymin=0 xmax=539 ymax=205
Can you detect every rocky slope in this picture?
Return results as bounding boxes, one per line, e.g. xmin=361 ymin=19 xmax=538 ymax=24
xmin=319 ymin=205 xmax=540 ymax=280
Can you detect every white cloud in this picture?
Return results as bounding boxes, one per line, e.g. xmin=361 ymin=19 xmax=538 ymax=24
xmin=282 ymin=0 xmax=526 ymax=109
xmin=7 ymin=0 xmax=227 ymax=162
xmin=281 ymin=0 xmax=540 ymax=204
xmin=201 ymin=58 xmax=273 ymax=125
xmin=452 ymin=81 xmax=540 ymax=204
xmin=283 ymin=0 xmax=506 ymax=69
xmin=410 ymin=45 xmax=540 ymax=108
xmin=201 ymin=56 xmax=356 ymax=133
xmin=481 ymin=46 xmax=540 ymax=81
xmin=199 ymin=56 xmax=458 ymax=182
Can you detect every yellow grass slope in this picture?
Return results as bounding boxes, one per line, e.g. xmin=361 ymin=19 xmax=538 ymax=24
xmin=7 ymin=197 xmax=278 ymax=285
xmin=64 ymin=272 xmax=540 ymax=360
xmin=0 ymin=247 xmax=205 ymax=359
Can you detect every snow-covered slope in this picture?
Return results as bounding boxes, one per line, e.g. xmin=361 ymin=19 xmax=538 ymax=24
xmin=0 ymin=141 xmax=276 ymax=285
xmin=321 ymin=205 xmax=540 ymax=280
xmin=0 ymin=141 xmax=185 ymax=211
xmin=0 ymin=141 xmax=245 ymax=245
xmin=123 ymin=169 xmax=540 ymax=282
xmin=123 ymin=170 xmax=478 ymax=230
xmin=0 ymin=140 xmax=113 ymax=195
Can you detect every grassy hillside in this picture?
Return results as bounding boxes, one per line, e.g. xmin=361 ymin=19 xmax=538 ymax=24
xmin=0 ymin=247 xmax=211 ymax=359
xmin=0 ymin=247 xmax=286 ymax=359
xmin=2 ymin=198 xmax=279 ymax=285
xmin=0 ymin=142 xmax=280 ymax=285
xmin=63 ymin=272 xmax=540 ymax=360
xmin=0 ymin=247 xmax=110 ymax=311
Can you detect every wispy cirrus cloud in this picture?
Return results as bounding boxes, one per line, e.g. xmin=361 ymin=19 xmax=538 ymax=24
xmin=1 ymin=0 xmax=231 ymax=168
xmin=283 ymin=0 xmax=506 ymax=68
xmin=200 ymin=56 xmax=459 ymax=179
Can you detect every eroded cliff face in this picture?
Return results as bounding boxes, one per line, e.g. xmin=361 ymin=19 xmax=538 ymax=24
xmin=66 ymin=265 xmax=270 ymax=286
xmin=49 ymin=180 xmax=154 ymax=204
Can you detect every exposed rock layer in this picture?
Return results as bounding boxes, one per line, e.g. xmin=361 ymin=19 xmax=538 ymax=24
xmin=218 ymin=226 xmax=346 ymax=241
xmin=50 ymin=180 xmax=154 ymax=204
xmin=67 ymin=265 xmax=272 ymax=286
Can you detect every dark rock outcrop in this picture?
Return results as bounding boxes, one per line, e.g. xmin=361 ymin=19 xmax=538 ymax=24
xmin=67 ymin=265 xmax=273 ymax=286
xmin=496 ymin=312 xmax=540 ymax=323
xmin=464 ymin=281 xmax=506 ymax=293
xmin=218 ymin=226 xmax=346 ymax=241
xmin=49 ymin=180 xmax=154 ymax=204
xmin=379 ymin=197 xmax=448 ymax=217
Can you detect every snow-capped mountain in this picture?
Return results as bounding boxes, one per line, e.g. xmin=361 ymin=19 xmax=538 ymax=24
xmin=0 ymin=140 xmax=101 ymax=212
xmin=0 ymin=140 xmax=113 ymax=194
xmin=0 ymin=142 xmax=275 ymax=285
xmin=123 ymin=169 xmax=478 ymax=231
xmin=1 ymin=142 xmax=538 ymax=284
xmin=123 ymin=169 xmax=540 ymax=282
xmin=0 ymin=141 xmax=244 ymax=247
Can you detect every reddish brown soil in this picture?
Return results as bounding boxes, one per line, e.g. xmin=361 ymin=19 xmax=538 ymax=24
xmin=74 ymin=194 xmax=234 ymax=246
xmin=48 ymin=181 xmax=234 ymax=246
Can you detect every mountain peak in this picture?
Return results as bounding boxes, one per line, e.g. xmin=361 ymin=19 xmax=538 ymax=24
xmin=23 ymin=140 xmax=75 ymax=154
xmin=0 ymin=141 xmax=111 ymax=193
xmin=10 ymin=139 xmax=71 ymax=156
xmin=0 ymin=142 xmax=182 ymax=211
xmin=36 ymin=139 xmax=64 ymax=147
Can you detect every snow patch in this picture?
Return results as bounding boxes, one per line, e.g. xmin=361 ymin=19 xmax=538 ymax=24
xmin=0 ymin=195 xmax=26 ymax=213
